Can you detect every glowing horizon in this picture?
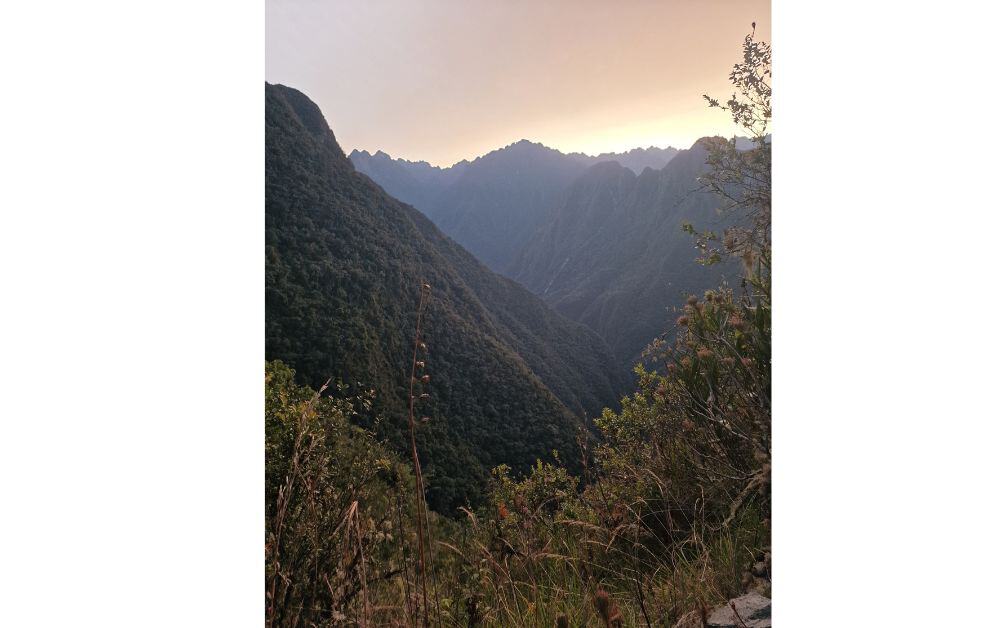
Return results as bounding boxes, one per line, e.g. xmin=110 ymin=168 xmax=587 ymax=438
xmin=266 ymin=0 xmax=770 ymax=168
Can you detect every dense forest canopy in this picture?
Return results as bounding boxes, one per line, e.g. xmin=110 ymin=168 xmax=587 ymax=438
xmin=266 ymin=28 xmax=771 ymax=628
xmin=265 ymin=83 xmax=627 ymax=512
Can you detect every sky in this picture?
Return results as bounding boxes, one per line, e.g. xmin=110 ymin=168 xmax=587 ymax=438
xmin=266 ymin=0 xmax=770 ymax=167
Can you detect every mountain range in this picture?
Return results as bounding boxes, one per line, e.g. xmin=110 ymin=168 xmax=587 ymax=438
xmin=265 ymin=83 xmax=628 ymax=512
xmin=510 ymin=144 xmax=740 ymax=365
xmin=349 ymin=143 xmax=679 ymax=274
xmin=568 ymin=145 xmax=680 ymax=174
xmin=352 ymin=137 xmax=739 ymax=367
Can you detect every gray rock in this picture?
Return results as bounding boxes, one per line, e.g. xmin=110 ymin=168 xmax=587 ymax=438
xmin=707 ymin=592 xmax=771 ymax=628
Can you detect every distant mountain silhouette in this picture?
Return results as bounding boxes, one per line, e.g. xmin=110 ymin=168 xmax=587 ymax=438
xmin=420 ymin=140 xmax=589 ymax=273
xmin=509 ymin=140 xmax=741 ymax=367
xmin=567 ymin=146 xmax=679 ymax=174
xmin=348 ymin=149 xmax=468 ymax=216
xmin=351 ymin=138 xmax=756 ymax=368
xmin=267 ymin=84 xmax=627 ymax=511
xmin=350 ymin=142 xmax=681 ymax=276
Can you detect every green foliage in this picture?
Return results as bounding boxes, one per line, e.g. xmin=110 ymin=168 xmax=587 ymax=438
xmin=265 ymin=83 xmax=627 ymax=513
xmin=264 ymin=28 xmax=771 ymax=625
xmin=700 ymin=29 xmax=772 ymax=280
xmin=426 ymin=277 xmax=771 ymax=624
xmin=264 ymin=345 xmax=769 ymax=624
xmin=436 ymin=28 xmax=774 ymax=625
xmin=265 ymin=360 xmax=419 ymax=626
xmin=703 ymin=27 xmax=772 ymax=138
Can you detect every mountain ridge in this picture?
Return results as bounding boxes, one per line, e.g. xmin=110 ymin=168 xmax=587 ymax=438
xmin=352 ymin=134 xmax=744 ymax=369
xmin=509 ymin=138 xmax=741 ymax=366
xmin=349 ymin=139 xmax=681 ymax=276
xmin=266 ymin=83 xmax=627 ymax=511
xmin=350 ymin=140 xmax=680 ymax=177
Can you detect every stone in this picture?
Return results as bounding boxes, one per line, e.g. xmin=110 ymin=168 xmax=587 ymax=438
xmin=706 ymin=592 xmax=771 ymax=628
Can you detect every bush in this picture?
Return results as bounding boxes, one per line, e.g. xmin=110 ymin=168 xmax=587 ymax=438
xmin=265 ymin=360 xmax=419 ymax=626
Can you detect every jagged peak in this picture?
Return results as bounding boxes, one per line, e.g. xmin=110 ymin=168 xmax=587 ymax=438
xmin=501 ymin=138 xmax=552 ymax=153
xmin=348 ymin=147 xmax=457 ymax=172
xmin=352 ymin=139 xmax=689 ymax=173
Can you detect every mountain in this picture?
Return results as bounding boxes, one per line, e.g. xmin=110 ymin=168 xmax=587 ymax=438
xmin=265 ymin=83 xmax=627 ymax=512
xmin=349 ymin=142 xmax=680 ymax=276
xmin=348 ymin=148 xmax=468 ymax=214
xmin=508 ymin=140 xmax=740 ymax=367
xmin=409 ymin=140 xmax=589 ymax=274
xmin=569 ymin=146 xmax=679 ymax=174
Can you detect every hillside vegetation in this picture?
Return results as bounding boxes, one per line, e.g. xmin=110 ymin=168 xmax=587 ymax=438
xmin=266 ymin=30 xmax=771 ymax=628
xmin=353 ymin=132 xmax=738 ymax=373
xmin=266 ymin=83 xmax=627 ymax=512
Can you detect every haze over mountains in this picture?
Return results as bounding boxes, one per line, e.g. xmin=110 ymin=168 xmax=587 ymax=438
xmin=350 ymin=143 xmax=679 ymax=273
xmin=347 ymin=150 xmax=469 ymax=217
xmin=511 ymin=144 xmax=739 ymax=365
xmin=350 ymin=144 xmax=677 ymax=180
xmin=262 ymin=11 xmax=778 ymax=620
xmin=266 ymin=84 xmax=627 ymax=511
xmin=352 ymin=136 xmax=738 ymax=366
xmin=266 ymin=78 xmax=749 ymax=510
xmin=569 ymin=145 xmax=680 ymax=173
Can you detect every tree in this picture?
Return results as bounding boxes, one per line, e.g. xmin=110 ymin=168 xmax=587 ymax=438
xmin=694 ymin=27 xmax=772 ymax=293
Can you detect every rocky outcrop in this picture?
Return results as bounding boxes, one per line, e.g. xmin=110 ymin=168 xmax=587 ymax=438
xmin=706 ymin=593 xmax=771 ymax=627
xmin=672 ymin=592 xmax=772 ymax=628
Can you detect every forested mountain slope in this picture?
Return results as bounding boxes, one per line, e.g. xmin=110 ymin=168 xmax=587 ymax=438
xmin=350 ymin=143 xmax=680 ymax=276
xmin=509 ymin=141 xmax=739 ymax=367
xmin=265 ymin=83 xmax=627 ymax=512
xmin=350 ymin=135 xmax=739 ymax=370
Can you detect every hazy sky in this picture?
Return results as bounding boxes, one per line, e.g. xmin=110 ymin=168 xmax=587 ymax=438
xmin=266 ymin=0 xmax=770 ymax=167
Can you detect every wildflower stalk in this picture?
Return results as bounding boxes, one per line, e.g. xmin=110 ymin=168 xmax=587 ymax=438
xmin=407 ymin=282 xmax=434 ymax=627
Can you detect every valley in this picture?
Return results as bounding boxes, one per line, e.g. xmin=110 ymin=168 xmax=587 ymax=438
xmin=352 ymin=135 xmax=739 ymax=367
